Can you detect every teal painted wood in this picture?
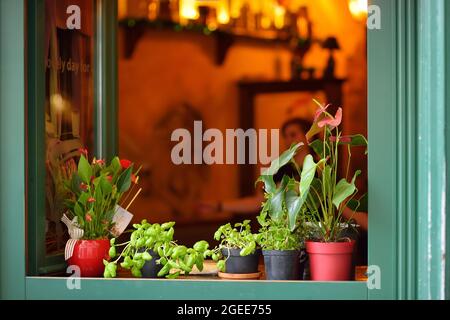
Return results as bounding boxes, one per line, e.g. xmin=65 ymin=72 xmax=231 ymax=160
xmin=25 ymin=278 xmax=367 ymax=300
xmin=0 ymin=0 xmax=26 ymax=299
xmin=395 ymin=0 xmax=418 ymax=300
xmin=446 ymin=0 xmax=450 ymax=301
xmin=368 ymin=0 xmax=398 ymax=300
xmin=94 ymin=0 xmax=118 ymax=160
xmin=26 ymin=0 xmax=66 ymax=276
xmin=417 ymin=0 xmax=447 ymax=300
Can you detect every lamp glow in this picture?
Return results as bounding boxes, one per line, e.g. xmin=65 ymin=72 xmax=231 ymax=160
xmin=180 ymin=0 xmax=199 ymax=20
xmin=348 ymin=0 xmax=368 ymax=21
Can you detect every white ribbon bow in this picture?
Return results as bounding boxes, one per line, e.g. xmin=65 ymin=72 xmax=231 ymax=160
xmin=61 ymin=214 xmax=84 ymax=261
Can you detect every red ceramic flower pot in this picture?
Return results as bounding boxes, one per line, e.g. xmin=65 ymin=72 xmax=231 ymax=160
xmin=68 ymin=239 xmax=110 ymax=277
xmin=306 ymin=240 xmax=355 ymax=281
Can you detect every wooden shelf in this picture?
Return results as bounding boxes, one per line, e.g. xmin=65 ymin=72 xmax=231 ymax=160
xmin=119 ymin=19 xmax=291 ymax=65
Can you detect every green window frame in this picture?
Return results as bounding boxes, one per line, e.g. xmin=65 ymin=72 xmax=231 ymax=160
xmin=0 ymin=0 xmax=448 ymax=300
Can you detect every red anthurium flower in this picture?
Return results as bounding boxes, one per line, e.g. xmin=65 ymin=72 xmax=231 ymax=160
xmin=87 ymin=197 xmax=95 ymax=203
xmin=80 ymin=182 xmax=88 ymax=191
xmin=314 ymin=103 xmax=332 ymax=122
xmin=85 ymin=214 xmax=92 ymax=222
xmin=131 ymin=174 xmax=139 ymax=184
xmin=78 ymin=148 xmax=88 ymax=157
xmin=106 ymin=175 xmax=113 ymax=182
xmin=94 ymin=159 xmax=105 ymax=166
xmin=318 ymin=108 xmax=342 ymax=129
xmin=120 ymin=159 xmax=133 ymax=169
xmin=330 ymin=135 xmax=352 ymax=143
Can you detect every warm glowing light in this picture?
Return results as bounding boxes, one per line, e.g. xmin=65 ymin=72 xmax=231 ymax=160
xmin=217 ymin=1 xmax=230 ymax=24
xmin=51 ymin=94 xmax=64 ymax=111
xmin=261 ymin=16 xmax=271 ymax=29
xmin=117 ymin=0 xmax=127 ymax=19
xmin=230 ymin=0 xmax=242 ymax=19
xmin=273 ymin=5 xmax=286 ymax=30
xmin=180 ymin=0 xmax=199 ymax=20
xmin=348 ymin=0 xmax=368 ymax=21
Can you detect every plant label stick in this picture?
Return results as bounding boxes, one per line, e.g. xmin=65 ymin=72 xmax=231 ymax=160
xmin=110 ymin=205 xmax=134 ymax=237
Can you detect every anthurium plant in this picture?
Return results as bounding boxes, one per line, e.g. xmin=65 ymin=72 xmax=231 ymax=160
xmin=209 ymin=220 xmax=258 ymax=272
xmin=104 ymin=220 xmax=210 ymax=279
xmin=255 ymin=143 xmax=321 ymax=250
xmin=305 ymin=99 xmax=368 ymax=242
xmin=63 ymin=149 xmax=141 ymax=240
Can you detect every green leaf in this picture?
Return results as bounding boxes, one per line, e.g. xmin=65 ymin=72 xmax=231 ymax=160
xmin=256 ymin=174 xmax=276 ymax=193
xmin=166 ymin=271 xmax=181 ymax=279
xmin=142 ymin=251 xmax=152 ymax=261
xmin=285 ymin=190 xmax=304 ymax=232
xmin=195 ymin=255 xmax=204 ymax=271
xmin=240 ymin=241 xmax=255 ymax=256
xmin=193 ymin=240 xmax=209 ymax=252
xmin=70 ymin=173 xmax=83 ymax=194
xmin=309 ymin=139 xmax=325 ymax=158
xmin=131 ymin=266 xmax=142 ymax=277
xmin=110 ymin=157 xmax=122 ymax=175
xmin=74 ymin=202 xmax=83 ymax=218
xmin=332 ymin=170 xmax=361 ymax=209
xmin=108 ymin=246 xmax=116 ymax=259
xmin=116 ymin=166 xmax=132 ymax=193
xmin=161 ymin=222 xmax=175 ymax=230
xmin=300 ymin=155 xmax=323 ymax=200
xmin=323 ymin=165 xmax=333 ymax=196
xmin=262 ymin=142 xmax=303 ymax=176
xmin=78 ymin=155 xmax=92 ymax=184
xmin=217 ymin=260 xmax=226 ymax=272
xmin=269 ymin=186 xmax=285 ymax=221
xmin=99 ymin=175 xmax=112 ymax=195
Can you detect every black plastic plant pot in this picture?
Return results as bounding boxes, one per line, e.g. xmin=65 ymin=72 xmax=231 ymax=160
xmin=221 ymin=248 xmax=261 ymax=274
xmin=263 ymin=250 xmax=303 ymax=280
xmin=139 ymin=249 xmax=163 ymax=278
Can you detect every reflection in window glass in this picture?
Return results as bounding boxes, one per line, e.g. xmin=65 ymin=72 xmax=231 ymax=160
xmin=44 ymin=0 xmax=94 ymax=255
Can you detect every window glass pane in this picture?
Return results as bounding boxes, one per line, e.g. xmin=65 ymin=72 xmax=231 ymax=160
xmin=44 ymin=0 xmax=94 ymax=255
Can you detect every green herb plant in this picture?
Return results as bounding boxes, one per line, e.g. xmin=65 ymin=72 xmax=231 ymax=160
xmin=208 ymin=220 xmax=258 ymax=272
xmin=104 ymin=220 xmax=210 ymax=279
xmin=255 ymin=143 xmax=322 ymax=250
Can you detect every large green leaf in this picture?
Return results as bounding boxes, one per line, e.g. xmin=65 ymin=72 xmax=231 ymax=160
xmin=332 ymin=170 xmax=361 ymax=209
xmin=116 ymin=166 xmax=132 ymax=193
xmin=70 ymin=173 xmax=83 ymax=195
xmin=299 ymin=155 xmax=323 ymax=199
xmin=256 ymin=174 xmax=276 ymax=193
xmin=285 ymin=190 xmax=304 ymax=231
xmin=268 ymin=176 xmax=289 ymax=221
xmin=99 ymin=175 xmax=113 ymax=195
xmin=78 ymin=155 xmax=92 ymax=184
xmin=340 ymin=134 xmax=368 ymax=155
xmin=262 ymin=142 xmax=303 ymax=176
xmin=339 ymin=134 xmax=368 ymax=147
xmin=309 ymin=139 xmax=325 ymax=158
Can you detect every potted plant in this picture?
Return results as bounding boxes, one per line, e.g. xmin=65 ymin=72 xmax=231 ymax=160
xmin=63 ymin=149 xmax=141 ymax=277
xmin=104 ymin=219 xmax=210 ymax=279
xmin=304 ymin=100 xmax=368 ymax=281
xmin=255 ymin=143 xmax=319 ymax=280
xmin=209 ymin=220 xmax=261 ymax=278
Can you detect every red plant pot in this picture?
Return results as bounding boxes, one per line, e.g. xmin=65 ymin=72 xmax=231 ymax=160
xmin=68 ymin=239 xmax=110 ymax=277
xmin=306 ymin=240 xmax=355 ymax=281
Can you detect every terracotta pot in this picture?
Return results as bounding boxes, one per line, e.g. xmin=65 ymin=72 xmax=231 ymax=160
xmin=306 ymin=240 xmax=355 ymax=281
xmin=68 ymin=239 xmax=110 ymax=277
